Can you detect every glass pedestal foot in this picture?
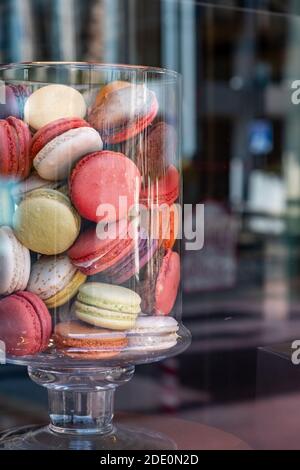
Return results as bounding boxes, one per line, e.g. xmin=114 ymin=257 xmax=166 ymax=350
xmin=0 ymin=366 xmax=176 ymax=450
xmin=0 ymin=424 xmax=176 ymax=450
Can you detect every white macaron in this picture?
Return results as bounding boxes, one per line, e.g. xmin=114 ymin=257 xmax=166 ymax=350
xmin=127 ymin=315 xmax=179 ymax=351
xmin=0 ymin=226 xmax=31 ymax=295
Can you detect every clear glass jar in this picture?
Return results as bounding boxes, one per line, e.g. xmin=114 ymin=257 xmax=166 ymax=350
xmin=0 ymin=62 xmax=191 ymax=450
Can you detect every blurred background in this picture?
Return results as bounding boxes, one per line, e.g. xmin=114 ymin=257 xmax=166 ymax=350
xmin=3 ymin=0 xmax=300 ymax=449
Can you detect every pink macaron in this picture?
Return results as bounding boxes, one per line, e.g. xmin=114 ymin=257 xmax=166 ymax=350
xmin=32 ymin=117 xmax=103 ymax=181
xmin=68 ymin=219 xmax=135 ymax=276
xmin=155 ymin=250 xmax=180 ymax=316
xmin=0 ymin=291 xmax=52 ymax=356
xmin=69 ymin=151 xmax=141 ymax=223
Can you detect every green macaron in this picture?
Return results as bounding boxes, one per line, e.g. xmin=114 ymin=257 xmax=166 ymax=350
xmin=75 ymin=282 xmax=141 ymax=330
xmin=13 ymin=189 xmax=81 ymax=255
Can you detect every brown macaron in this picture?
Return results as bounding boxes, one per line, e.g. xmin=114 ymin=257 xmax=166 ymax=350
xmin=136 ymin=122 xmax=177 ymax=181
xmin=53 ymin=321 xmax=128 ymax=359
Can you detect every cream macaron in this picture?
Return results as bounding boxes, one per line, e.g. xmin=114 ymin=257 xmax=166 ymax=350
xmin=24 ymin=84 xmax=87 ymax=130
xmin=0 ymin=226 xmax=31 ymax=296
xmin=27 ymin=255 xmax=86 ymax=309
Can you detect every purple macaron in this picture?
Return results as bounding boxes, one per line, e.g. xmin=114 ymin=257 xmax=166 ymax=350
xmin=101 ymin=228 xmax=158 ymax=285
xmin=0 ymin=85 xmax=31 ymax=119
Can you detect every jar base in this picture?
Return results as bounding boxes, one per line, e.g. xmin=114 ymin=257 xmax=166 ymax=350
xmin=0 ymin=424 xmax=176 ymax=450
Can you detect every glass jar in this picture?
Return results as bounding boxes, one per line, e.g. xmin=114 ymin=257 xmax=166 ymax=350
xmin=0 ymin=62 xmax=191 ymax=450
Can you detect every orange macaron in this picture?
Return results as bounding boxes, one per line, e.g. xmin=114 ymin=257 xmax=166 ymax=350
xmin=54 ymin=321 xmax=128 ymax=359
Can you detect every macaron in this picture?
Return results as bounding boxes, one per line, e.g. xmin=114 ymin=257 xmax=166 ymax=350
xmin=0 ymin=226 xmax=31 ymax=296
xmin=24 ymin=84 xmax=87 ymax=130
xmin=155 ymin=250 xmax=180 ymax=316
xmin=70 ymin=151 xmax=141 ymax=223
xmin=13 ymin=189 xmax=81 ymax=255
xmin=162 ymin=204 xmax=180 ymax=250
xmin=127 ymin=316 xmax=179 ymax=352
xmin=137 ymin=248 xmax=180 ymax=316
xmin=0 ymin=117 xmax=32 ymax=180
xmin=140 ymin=165 xmax=180 ymax=207
xmin=0 ymin=84 xmax=31 ymax=119
xmin=75 ymin=282 xmax=141 ymax=330
xmin=32 ymin=118 xmax=103 ymax=181
xmin=54 ymin=321 xmax=128 ymax=359
xmin=0 ymin=291 xmax=52 ymax=356
xmin=88 ymin=82 xmax=159 ymax=144
xmin=28 ymin=255 xmax=87 ymax=309
xmin=101 ymin=228 xmax=158 ymax=285
xmin=136 ymin=122 xmax=177 ymax=180
xmin=137 ymin=247 xmax=164 ymax=314
xmin=68 ymin=219 xmax=134 ymax=276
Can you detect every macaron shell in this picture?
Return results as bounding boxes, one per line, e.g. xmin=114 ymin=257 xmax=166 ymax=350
xmin=24 ymin=85 xmax=87 ymax=130
xmin=155 ymin=250 xmax=180 ymax=316
xmin=13 ymin=189 xmax=81 ymax=255
xmin=104 ymin=95 xmax=159 ymax=145
xmin=162 ymin=204 xmax=180 ymax=250
xmin=45 ymin=271 xmax=87 ymax=309
xmin=136 ymin=122 xmax=177 ymax=180
xmin=137 ymin=247 xmax=164 ymax=314
xmin=68 ymin=219 xmax=130 ymax=264
xmin=0 ymin=226 xmax=31 ymax=295
xmin=75 ymin=303 xmax=138 ymax=331
xmin=0 ymin=119 xmax=18 ymax=176
xmin=78 ymin=282 xmax=141 ymax=315
xmin=70 ymin=151 xmax=141 ymax=223
xmin=7 ymin=116 xmax=32 ymax=180
xmin=34 ymin=127 xmax=103 ymax=181
xmin=16 ymin=291 xmax=52 ymax=351
xmin=102 ymin=231 xmax=158 ymax=285
xmin=128 ymin=315 xmax=179 ymax=334
xmin=0 ymin=294 xmax=42 ymax=356
xmin=94 ymin=81 xmax=131 ymax=106
xmin=77 ymin=234 xmax=135 ymax=276
xmin=54 ymin=321 xmax=128 ymax=359
xmin=31 ymin=117 xmax=91 ymax=157
xmin=88 ymin=84 xmax=158 ymax=144
xmin=28 ymin=255 xmax=77 ymax=300
xmin=140 ymin=165 xmax=180 ymax=207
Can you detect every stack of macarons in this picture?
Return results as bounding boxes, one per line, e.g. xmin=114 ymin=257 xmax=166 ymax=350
xmin=0 ymin=79 xmax=181 ymax=360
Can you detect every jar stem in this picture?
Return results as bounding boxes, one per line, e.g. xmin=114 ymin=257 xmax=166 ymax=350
xmin=48 ymin=388 xmax=115 ymax=435
xmin=28 ymin=365 xmax=135 ymax=436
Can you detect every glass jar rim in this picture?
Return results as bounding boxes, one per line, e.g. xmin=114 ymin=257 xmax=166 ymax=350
xmin=0 ymin=61 xmax=181 ymax=81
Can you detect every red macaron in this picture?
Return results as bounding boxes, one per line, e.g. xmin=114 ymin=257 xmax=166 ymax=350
xmin=31 ymin=117 xmax=91 ymax=158
xmin=0 ymin=291 xmax=52 ymax=356
xmin=69 ymin=151 xmax=141 ymax=223
xmin=68 ymin=219 xmax=135 ymax=276
xmin=140 ymin=165 xmax=180 ymax=208
xmin=0 ymin=117 xmax=32 ymax=180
